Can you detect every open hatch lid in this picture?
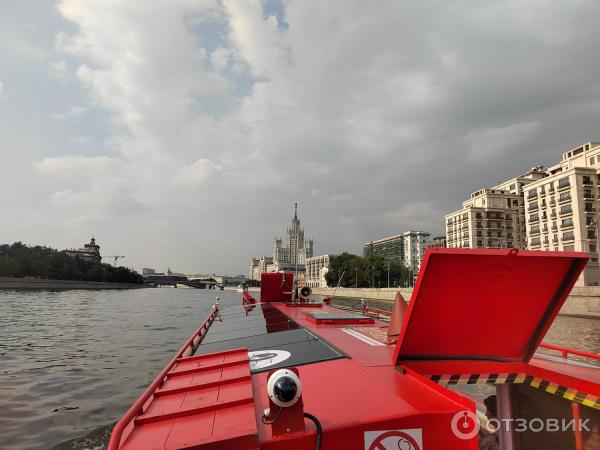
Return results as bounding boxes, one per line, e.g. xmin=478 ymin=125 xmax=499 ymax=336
xmin=394 ymin=248 xmax=588 ymax=364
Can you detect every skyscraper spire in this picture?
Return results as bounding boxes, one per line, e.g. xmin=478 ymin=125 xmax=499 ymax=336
xmin=294 ymin=202 xmax=298 ymax=220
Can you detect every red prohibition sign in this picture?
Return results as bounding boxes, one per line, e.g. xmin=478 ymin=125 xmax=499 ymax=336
xmin=368 ymin=430 xmax=421 ymax=450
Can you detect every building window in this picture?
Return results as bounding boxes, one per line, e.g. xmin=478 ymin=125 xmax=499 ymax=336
xmin=561 ymin=219 xmax=573 ymax=228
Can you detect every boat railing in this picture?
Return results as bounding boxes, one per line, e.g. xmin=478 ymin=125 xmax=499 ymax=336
xmin=332 ymin=302 xmax=393 ymax=319
xmin=361 ymin=305 xmax=392 ymax=318
xmin=106 ymin=305 xmax=220 ymax=450
xmin=538 ymin=342 xmax=600 ymax=362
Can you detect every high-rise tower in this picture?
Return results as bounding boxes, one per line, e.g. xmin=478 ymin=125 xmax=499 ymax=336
xmin=272 ymin=203 xmax=314 ymax=271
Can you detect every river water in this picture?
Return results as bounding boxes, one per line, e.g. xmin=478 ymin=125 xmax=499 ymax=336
xmin=0 ymin=289 xmax=598 ymax=449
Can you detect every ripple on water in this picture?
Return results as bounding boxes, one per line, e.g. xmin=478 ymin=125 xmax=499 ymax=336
xmin=1 ymin=288 xmax=238 ymax=450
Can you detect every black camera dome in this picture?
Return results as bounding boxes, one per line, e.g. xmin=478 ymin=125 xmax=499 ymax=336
xmin=273 ymin=376 xmax=297 ymax=403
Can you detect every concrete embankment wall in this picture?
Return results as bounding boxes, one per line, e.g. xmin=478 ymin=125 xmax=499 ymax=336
xmin=0 ymin=277 xmax=146 ymax=290
xmin=312 ymin=286 xmax=600 ymax=319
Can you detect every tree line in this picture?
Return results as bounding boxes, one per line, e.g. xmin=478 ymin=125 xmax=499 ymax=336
xmin=0 ymin=242 xmax=143 ymax=284
xmin=324 ymin=253 xmax=411 ymax=288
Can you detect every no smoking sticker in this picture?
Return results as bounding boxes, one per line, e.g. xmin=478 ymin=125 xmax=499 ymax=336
xmin=364 ymin=429 xmax=423 ymax=450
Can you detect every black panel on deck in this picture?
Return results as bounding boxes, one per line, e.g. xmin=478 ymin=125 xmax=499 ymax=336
xmin=194 ymin=304 xmax=346 ymax=372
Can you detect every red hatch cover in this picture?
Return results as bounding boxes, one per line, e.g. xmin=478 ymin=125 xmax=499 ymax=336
xmin=120 ymin=348 xmax=258 ymax=450
xmin=394 ymin=248 xmax=588 ymax=364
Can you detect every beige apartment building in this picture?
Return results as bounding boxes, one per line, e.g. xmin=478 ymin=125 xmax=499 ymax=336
xmin=305 ymin=254 xmax=332 ymax=288
xmin=446 ymin=169 xmax=546 ymax=249
xmin=524 ymin=142 xmax=600 ymax=286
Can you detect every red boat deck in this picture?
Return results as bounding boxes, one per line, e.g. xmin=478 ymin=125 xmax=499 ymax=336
xmin=109 ymin=249 xmax=600 ymax=450
xmin=120 ymin=348 xmax=258 ymax=450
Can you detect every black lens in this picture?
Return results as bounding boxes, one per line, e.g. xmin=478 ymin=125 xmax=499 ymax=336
xmin=273 ymin=376 xmax=297 ymax=403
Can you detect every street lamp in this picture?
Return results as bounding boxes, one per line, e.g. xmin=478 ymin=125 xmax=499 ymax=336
xmin=387 ymin=262 xmax=390 ymax=288
xmin=371 ymin=265 xmax=374 ymax=288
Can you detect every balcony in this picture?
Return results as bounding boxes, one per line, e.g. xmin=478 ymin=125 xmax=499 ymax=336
xmin=585 ymin=207 xmax=596 ymax=214
xmin=530 ymin=238 xmax=541 ymax=246
xmin=559 ymin=207 xmax=573 ymax=216
xmin=529 ymin=216 xmax=540 ymax=224
xmin=562 ymin=232 xmax=575 ymax=241
xmin=584 ymin=191 xmax=594 ymax=199
xmin=527 ymin=192 xmax=538 ymax=199
xmin=530 ymin=227 xmax=541 ymax=235
xmin=528 ymin=205 xmax=539 ymax=212
xmin=557 ymin=179 xmax=571 ymax=190
xmin=583 ymin=177 xmax=593 ymax=186
xmin=558 ymin=193 xmax=571 ymax=203
xmin=561 ymin=219 xmax=574 ymax=229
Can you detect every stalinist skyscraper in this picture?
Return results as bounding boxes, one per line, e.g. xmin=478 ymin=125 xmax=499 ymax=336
xmin=272 ymin=203 xmax=314 ymax=272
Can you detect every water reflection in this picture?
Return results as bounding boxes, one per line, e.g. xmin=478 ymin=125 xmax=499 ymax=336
xmin=0 ymin=288 xmax=238 ymax=450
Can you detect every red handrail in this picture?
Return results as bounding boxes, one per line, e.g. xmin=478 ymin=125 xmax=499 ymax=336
xmin=539 ymin=342 xmax=600 ymax=361
xmin=107 ymin=306 xmax=219 ymax=450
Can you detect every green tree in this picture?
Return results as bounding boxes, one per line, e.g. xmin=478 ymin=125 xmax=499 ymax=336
xmin=325 ymin=253 xmax=409 ymax=288
xmin=0 ymin=242 xmax=143 ymax=284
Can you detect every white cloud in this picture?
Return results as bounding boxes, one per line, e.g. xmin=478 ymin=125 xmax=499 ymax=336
xmin=3 ymin=0 xmax=597 ymax=273
xmin=172 ymin=158 xmax=222 ymax=188
xmin=67 ymin=136 xmax=91 ymax=145
xmin=34 ymin=155 xmax=115 ymax=174
xmin=50 ymin=60 xmax=69 ymax=81
xmin=51 ymin=105 xmax=88 ymax=120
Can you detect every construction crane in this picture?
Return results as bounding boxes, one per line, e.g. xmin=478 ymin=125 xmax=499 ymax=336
xmin=104 ymin=255 xmax=126 ymax=267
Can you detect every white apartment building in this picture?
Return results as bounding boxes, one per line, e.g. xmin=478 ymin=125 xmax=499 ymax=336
xmin=446 ymin=169 xmax=546 ymax=249
xmin=403 ymin=231 xmax=430 ymax=273
xmin=524 ymin=141 xmax=600 ymax=286
xmin=305 ymin=254 xmax=331 ymax=288
xmin=248 ymin=256 xmax=273 ymax=281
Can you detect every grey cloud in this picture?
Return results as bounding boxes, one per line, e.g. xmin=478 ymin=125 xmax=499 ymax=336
xmin=1 ymin=0 xmax=600 ymax=274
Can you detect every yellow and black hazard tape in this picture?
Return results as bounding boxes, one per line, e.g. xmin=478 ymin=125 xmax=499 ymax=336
xmin=429 ymin=372 xmax=527 ymax=385
xmin=429 ymin=373 xmax=600 ymax=410
xmin=524 ymin=375 xmax=600 ymax=411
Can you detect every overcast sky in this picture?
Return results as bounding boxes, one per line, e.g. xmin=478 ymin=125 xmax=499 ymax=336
xmin=1 ymin=1 xmax=600 ymax=275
